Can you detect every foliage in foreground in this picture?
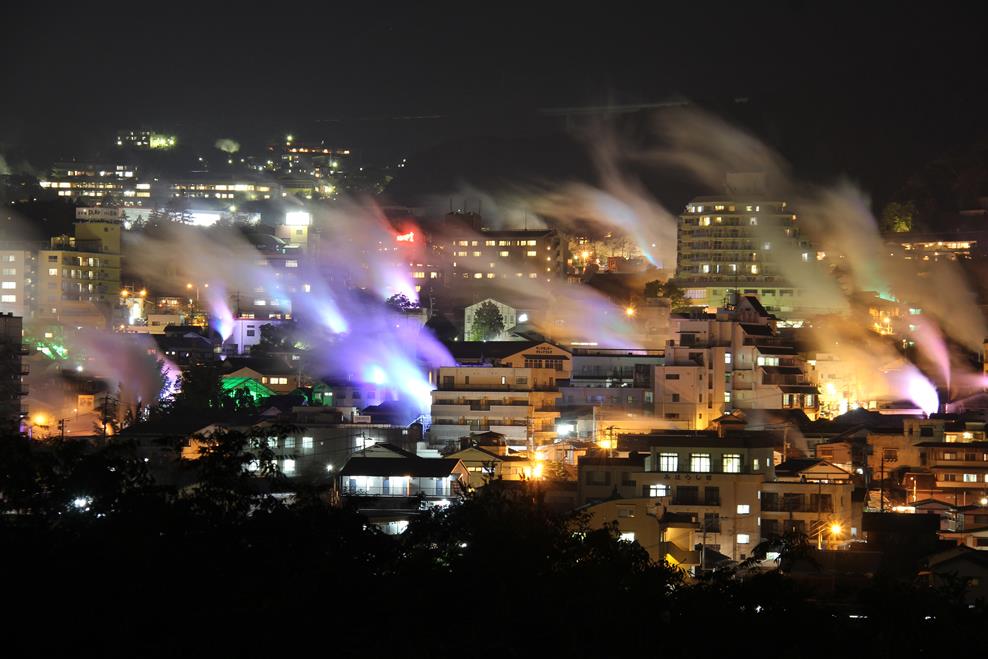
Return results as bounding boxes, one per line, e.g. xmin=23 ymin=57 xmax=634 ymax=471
xmin=0 ymin=433 xmax=983 ymax=657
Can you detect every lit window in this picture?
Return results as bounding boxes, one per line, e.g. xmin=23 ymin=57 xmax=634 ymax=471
xmin=737 ymin=534 xmax=750 ymax=544
xmin=722 ymin=454 xmax=741 ymax=473
xmin=724 ymin=352 xmax=732 ymax=364
xmin=0 ymin=295 xmax=15 ymax=303
xmin=286 ymin=260 xmax=298 ymax=268
xmin=499 ymin=251 xmax=510 ymax=257
xmin=527 ymin=240 xmax=537 ymax=246
xmin=48 ymin=268 xmax=58 ymax=276
xmin=753 ymin=458 xmax=760 ymax=471
xmin=527 ymin=251 xmax=537 ymax=256
xmin=649 ymin=483 xmax=669 ymax=497
xmin=302 ymin=437 xmax=313 ymax=449
xmin=474 ymin=273 xmax=483 ymax=279
xmin=282 ymin=459 xmax=296 ymax=475
xmin=472 ymin=251 xmax=481 ymax=257
xmin=284 ymin=437 xmax=295 ymax=449
xmin=701 ymin=264 xmax=710 ymax=273
xmin=737 ymin=504 xmax=750 ymax=515
xmin=659 ymin=453 xmax=678 ymax=471
xmin=690 ymin=453 xmax=711 ymax=473
xmin=963 ymin=473 xmax=978 ymax=483
xmin=529 ymin=273 xmax=537 ymax=278
xmin=724 ymin=391 xmax=732 ymax=403
xmin=1 ymin=282 xmax=14 ymax=289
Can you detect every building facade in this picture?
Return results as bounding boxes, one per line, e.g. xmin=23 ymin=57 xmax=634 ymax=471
xmin=429 ymin=366 xmax=562 ymax=448
xmin=653 ymin=296 xmax=819 ymax=429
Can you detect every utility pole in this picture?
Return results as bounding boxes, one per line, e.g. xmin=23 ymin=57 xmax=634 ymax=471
xmin=101 ymin=395 xmax=109 ymax=440
xmin=879 ymin=453 xmax=885 ymax=513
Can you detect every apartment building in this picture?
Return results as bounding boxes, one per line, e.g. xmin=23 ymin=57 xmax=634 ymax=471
xmin=578 ymin=431 xmax=858 ymax=563
xmin=37 ymin=209 xmax=123 ymax=329
xmin=653 ymin=295 xmax=818 ymax=429
xmin=0 ymin=245 xmax=39 ymax=319
xmin=429 ymin=366 xmax=561 ymax=448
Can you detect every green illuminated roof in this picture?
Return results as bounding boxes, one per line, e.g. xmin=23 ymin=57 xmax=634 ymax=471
xmin=221 ymin=376 xmax=275 ymax=402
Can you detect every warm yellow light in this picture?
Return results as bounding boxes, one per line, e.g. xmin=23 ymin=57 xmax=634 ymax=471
xmin=186 ymin=283 xmax=193 ymax=289
xmin=139 ymin=289 xmax=147 ymax=297
xmin=581 ymin=250 xmax=590 ymax=259
xmin=625 ymin=306 xmax=636 ymax=318
xmin=120 ymin=289 xmax=129 ymax=297
xmin=533 ymin=463 xmax=544 ymax=479
xmin=32 ymin=413 xmax=47 ymax=426
xmin=598 ymin=439 xmax=614 ymax=450
xmin=829 ymin=522 xmax=842 ymax=536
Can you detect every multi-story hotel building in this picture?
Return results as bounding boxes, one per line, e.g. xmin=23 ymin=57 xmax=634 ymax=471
xmin=675 ymin=187 xmax=827 ymax=317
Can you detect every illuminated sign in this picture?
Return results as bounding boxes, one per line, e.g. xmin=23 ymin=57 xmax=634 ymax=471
xmin=395 ymin=231 xmax=415 ymax=243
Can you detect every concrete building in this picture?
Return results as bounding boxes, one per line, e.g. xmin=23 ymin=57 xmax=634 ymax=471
xmin=0 ymin=245 xmax=39 ymax=319
xmin=674 ymin=177 xmax=835 ymax=318
xmin=440 ymin=218 xmax=568 ymax=289
xmin=39 ymin=164 xmax=149 ymax=205
xmin=0 ymin=313 xmax=28 ymax=433
xmin=653 ymin=295 xmax=818 ymax=429
xmin=37 ymin=209 xmax=123 ymax=329
xmin=578 ymin=431 xmax=858 ymax=563
xmin=429 ymin=366 xmax=562 ymax=448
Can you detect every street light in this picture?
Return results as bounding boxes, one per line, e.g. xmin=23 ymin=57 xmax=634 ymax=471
xmin=625 ymin=306 xmax=636 ymax=318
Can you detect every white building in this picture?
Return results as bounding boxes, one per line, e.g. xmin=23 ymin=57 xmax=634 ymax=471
xmin=429 ymin=366 xmax=562 ymax=448
xmin=0 ymin=246 xmax=38 ymax=319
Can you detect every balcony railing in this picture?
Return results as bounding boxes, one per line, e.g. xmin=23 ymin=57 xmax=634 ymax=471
xmin=671 ymin=497 xmax=720 ymax=506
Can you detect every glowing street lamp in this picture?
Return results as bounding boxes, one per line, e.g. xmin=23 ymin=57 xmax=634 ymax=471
xmin=625 ymin=306 xmax=636 ymax=318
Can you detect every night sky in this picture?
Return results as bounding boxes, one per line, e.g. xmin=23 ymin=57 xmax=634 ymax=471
xmin=2 ymin=2 xmax=987 ymax=203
